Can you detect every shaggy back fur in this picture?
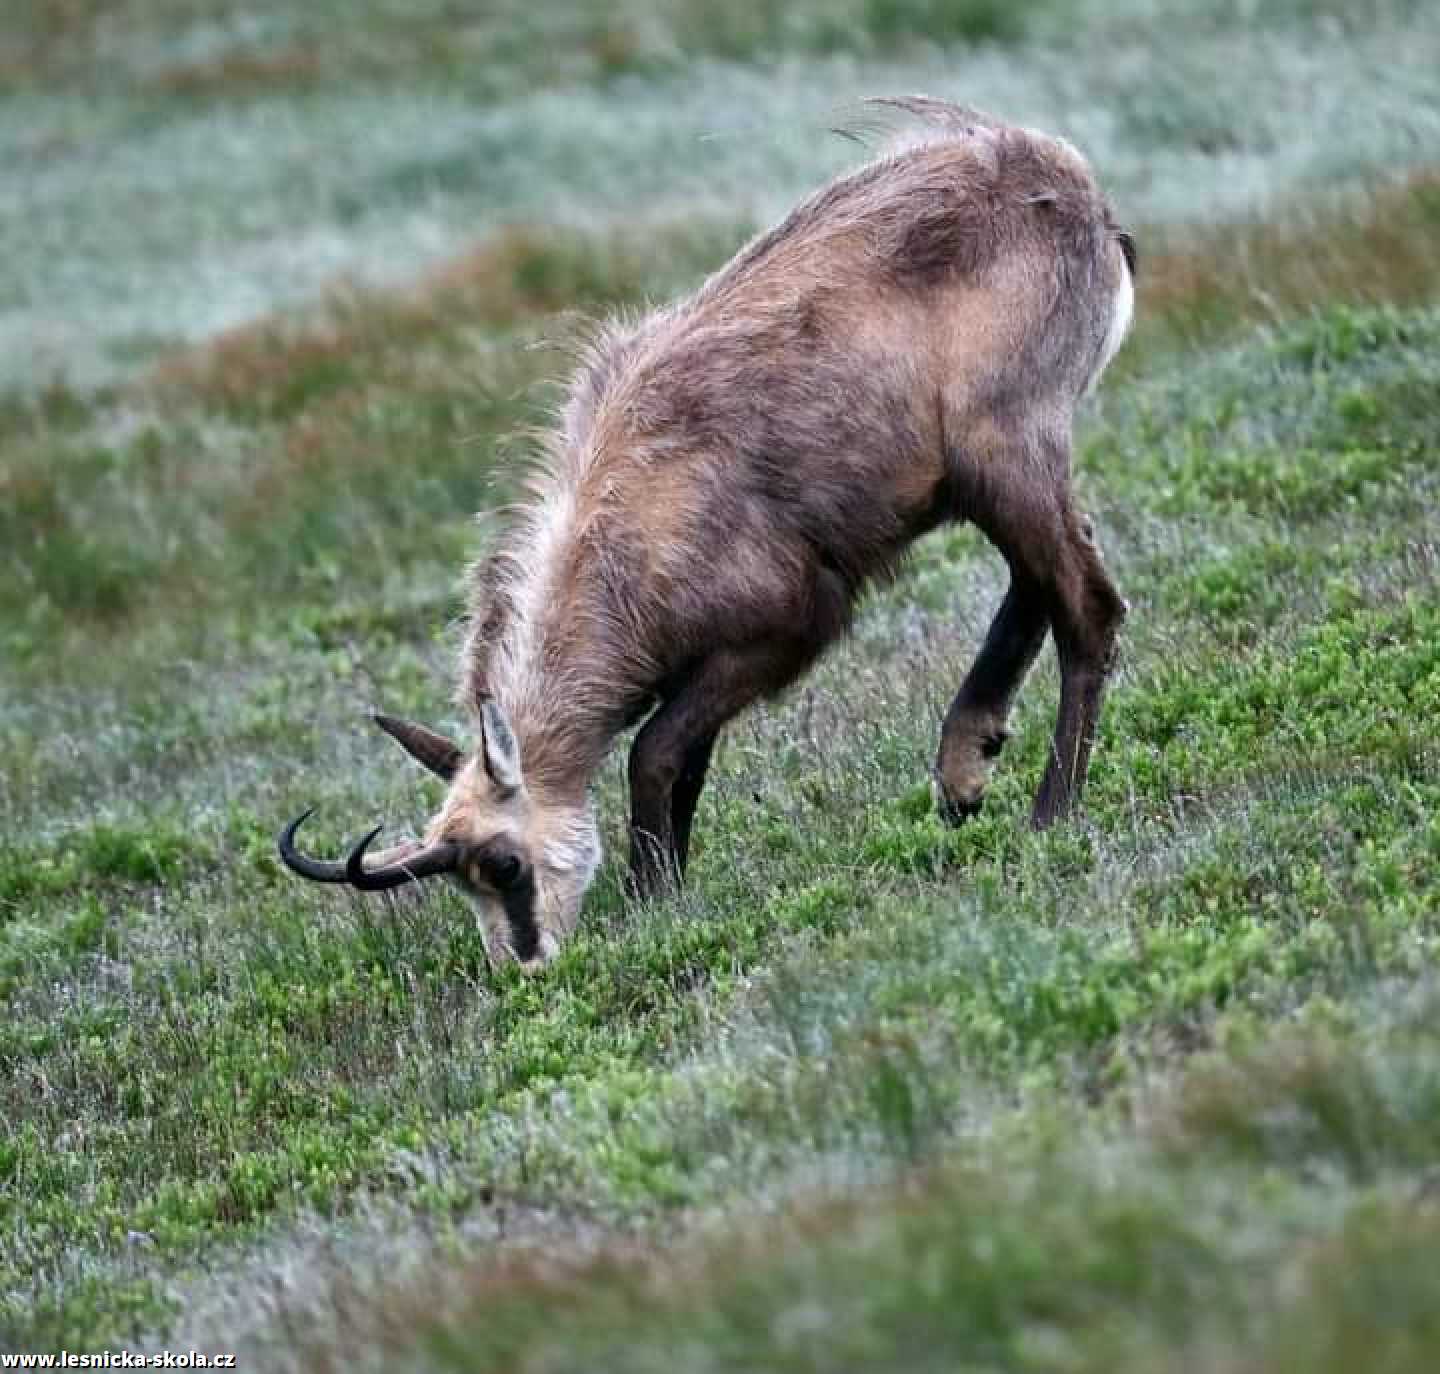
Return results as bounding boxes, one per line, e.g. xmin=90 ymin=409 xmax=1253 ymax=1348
xmin=463 ymin=102 xmax=1128 ymax=787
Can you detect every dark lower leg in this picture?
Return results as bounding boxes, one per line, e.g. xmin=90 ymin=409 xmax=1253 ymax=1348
xmin=1030 ymin=524 xmax=1126 ymax=829
xmin=935 ymin=576 xmax=1049 ymax=824
xmin=628 ymin=649 xmax=791 ymax=900
xmin=671 ymin=733 xmax=717 ymax=875
xmin=1030 ymin=662 xmax=1110 ymax=828
xmin=628 ymin=727 xmax=681 ymax=899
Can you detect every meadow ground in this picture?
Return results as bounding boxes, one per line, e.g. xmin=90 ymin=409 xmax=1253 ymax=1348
xmin=2 ymin=1 xmax=1439 ymax=1367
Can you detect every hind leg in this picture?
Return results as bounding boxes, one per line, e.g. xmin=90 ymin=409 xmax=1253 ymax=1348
xmin=1029 ymin=508 xmax=1127 ymax=828
xmin=937 ymin=427 xmax=1125 ymax=829
xmin=934 ymin=573 xmax=1049 ymax=824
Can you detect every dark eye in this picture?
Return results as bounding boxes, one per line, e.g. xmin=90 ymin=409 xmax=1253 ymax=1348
xmin=491 ymin=854 xmax=523 ymax=889
xmin=981 ymin=732 xmax=1008 ymax=759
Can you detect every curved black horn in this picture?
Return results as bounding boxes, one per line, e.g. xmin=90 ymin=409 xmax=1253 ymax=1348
xmin=278 ymin=808 xmax=351 ymax=883
xmin=344 ymin=825 xmax=460 ymax=891
xmin=278 ymin=809 xmax=459 ymax=891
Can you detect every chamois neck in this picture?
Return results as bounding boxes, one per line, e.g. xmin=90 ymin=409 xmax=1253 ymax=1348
xmin=469 ymin=460 xmax=652 ymax=809
xmin=487 ymin=603 xmax=637 ymax=810
xmin=504 ymin=689 xmax=616 ymax=808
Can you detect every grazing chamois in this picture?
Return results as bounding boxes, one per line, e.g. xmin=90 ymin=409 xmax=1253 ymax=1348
xmin=280 ymin=99 xmax=1136 ymax=967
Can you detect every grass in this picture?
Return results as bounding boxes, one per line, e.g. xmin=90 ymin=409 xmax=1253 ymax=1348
xmin=4 ymin=0 xmax=1440 ymax=1365
xmin=275 ymin=1002 xmax=1440 ymax=1374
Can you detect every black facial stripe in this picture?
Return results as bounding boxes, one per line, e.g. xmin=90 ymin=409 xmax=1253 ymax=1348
xmin=501 ymin=869 xmax=540 ymax=961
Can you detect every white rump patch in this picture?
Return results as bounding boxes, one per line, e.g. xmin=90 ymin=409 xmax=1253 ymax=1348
xmin=1090 ymin=263 xmax=1134 ymax=392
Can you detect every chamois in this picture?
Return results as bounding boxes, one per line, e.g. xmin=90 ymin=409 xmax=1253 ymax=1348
xmin=280 ymin=99 xmax=1136 ymax=967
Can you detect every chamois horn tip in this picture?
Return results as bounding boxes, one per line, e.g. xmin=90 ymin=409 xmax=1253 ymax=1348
xmin=278 ymin=806 xmax=351 ymax=884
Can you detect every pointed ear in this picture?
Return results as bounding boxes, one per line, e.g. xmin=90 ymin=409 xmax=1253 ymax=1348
xmin=372 ymin=714 xmax=464 ymax=781
xmin=479 ymin=700 xmax=523 ymax=793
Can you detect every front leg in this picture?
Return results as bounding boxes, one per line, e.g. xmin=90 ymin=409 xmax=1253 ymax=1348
xmin=627 ymin=645 xmax=802 ymax=900
xmin=626 ymin=726 xmax=680 ymax=899
xmin=670 ymin=732 xmax=717 ymax=875
xmin=627 ymin=729 xmax=718 ymax=899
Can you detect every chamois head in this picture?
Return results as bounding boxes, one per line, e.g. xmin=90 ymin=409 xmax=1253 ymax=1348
xmin=279 ymin=702 xmax=599 ymax=968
